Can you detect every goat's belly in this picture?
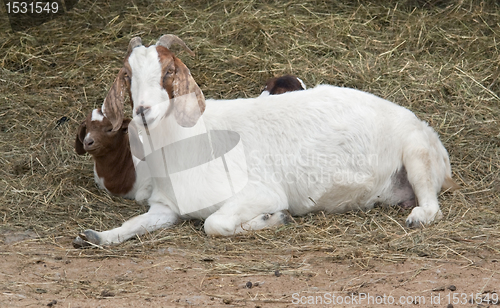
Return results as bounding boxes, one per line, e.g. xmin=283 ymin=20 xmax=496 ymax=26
xmin=282 ymin=155 xmax=403 ymax=216
xmin=286 ymin=180 xmax=380 ymax=216
xmin=285 ymin=161 xmax=415 ymax=216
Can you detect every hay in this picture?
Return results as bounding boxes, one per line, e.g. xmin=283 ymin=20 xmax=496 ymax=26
xmin=0 ymin=0 xmax=499 ymax=271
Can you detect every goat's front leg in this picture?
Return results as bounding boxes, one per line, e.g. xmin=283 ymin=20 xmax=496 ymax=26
xmin=73 ymin=202 xmax=178 ymax=248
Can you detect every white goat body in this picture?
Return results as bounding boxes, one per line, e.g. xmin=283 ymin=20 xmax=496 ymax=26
xmin=181 ymin=86 xmax=453 ymax=232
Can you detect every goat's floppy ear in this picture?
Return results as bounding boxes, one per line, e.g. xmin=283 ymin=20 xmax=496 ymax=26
xmin=102 ymin=68 xmax=126 ymax=131
xmin=156 ymin=34 xmax=203 ymax=127
xmin=172 ymin=57 xmax=206 ymax=127
xmin=75 ymin=121 xmax=87 ymax=155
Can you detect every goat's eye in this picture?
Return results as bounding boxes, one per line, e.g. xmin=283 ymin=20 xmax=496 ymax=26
xmin=165 ymin=69 xmax=174 ymax=77
xmin=163 ymin=70 xmax=174 ymax=84
xmin=105 ymin=127 xmax=113 ymax=133
xmin=123 ymin=72 xmax=131 ymax=82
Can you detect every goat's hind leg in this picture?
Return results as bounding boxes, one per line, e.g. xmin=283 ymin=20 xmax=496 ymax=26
xmin=403 ymin=134 xmax=447 ymax=227
xmin=238 ymin=210 xmax=293 ymax=233
xmin=73 ymin=202 xmax=178 ymax=248
xmin=204 ymin=209 xmax=293 ymax=236
xmin=203 ymin=184 xmax=291 ymax=236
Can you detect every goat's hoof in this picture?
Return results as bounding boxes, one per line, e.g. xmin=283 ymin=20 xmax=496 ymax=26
xmin=72 ymin=229 xmax=101 ymax=248
xmin=405 ymin=208 xmax=442 ymax=228
xmin=405 ymin=218 xmax=424 ymax=229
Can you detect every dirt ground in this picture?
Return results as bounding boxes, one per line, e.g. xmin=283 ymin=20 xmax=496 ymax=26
xmin=1 ymin=230 xmax=499 ymax=308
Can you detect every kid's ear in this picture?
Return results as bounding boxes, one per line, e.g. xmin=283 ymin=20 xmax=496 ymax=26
xmin=75 ymin=121 xmax=87 ymax=155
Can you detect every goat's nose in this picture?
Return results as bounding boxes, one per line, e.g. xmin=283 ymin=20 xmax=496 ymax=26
xmin=135 ymin=106 xmax=150 ymax=116
xmin=84 ymin=138 xmax=94 ymax=147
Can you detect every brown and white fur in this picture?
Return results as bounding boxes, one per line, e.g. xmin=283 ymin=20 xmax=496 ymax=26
xmin=75 ymin=108 xmax=152 ymax=201
xmin=73 ymin=35 xmax=459 ymax=248
xmin=260 ymin=74 xmax=306 ymax=96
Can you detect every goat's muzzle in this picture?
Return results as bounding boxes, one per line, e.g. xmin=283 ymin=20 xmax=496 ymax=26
xmin=83 ymin=136 xmax=97 ymax=152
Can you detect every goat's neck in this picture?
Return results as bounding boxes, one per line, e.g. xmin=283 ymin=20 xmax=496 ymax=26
xmin=138 ymin=115 xmax=208 ymax=152
xmin=94 ymin=139 xmax=136 ymax=195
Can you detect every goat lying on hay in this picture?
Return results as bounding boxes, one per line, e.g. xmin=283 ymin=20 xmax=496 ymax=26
xmin=73 ymin=35 xmax=458 ymax=248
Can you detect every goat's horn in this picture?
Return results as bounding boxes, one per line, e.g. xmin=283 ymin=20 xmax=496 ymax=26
xmin=157 ymin=34 xmax=195 ymax=57
xmin=127 ymin=37 xmax=142 ymax=54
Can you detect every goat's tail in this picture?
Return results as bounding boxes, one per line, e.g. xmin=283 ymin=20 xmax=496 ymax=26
xmin=442 ymin=175 xmax=460 ymax=192
xmin=437 ymin=131 xmax=460 ymax=192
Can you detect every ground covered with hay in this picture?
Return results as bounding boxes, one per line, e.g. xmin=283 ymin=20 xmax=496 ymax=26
xmin=1 ymin=0 xmax=499 ymax=307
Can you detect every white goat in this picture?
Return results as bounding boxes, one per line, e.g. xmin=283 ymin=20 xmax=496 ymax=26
xmin=73 ymin=35 xmax=458 ymax=248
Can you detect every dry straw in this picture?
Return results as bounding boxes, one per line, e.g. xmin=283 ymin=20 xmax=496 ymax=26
xmin=0 ymin=0 xmax=499 ymax=272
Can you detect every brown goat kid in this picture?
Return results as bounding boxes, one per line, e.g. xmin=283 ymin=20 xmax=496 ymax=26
xmin=75 ymin=108 xmax=152 ymax=201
